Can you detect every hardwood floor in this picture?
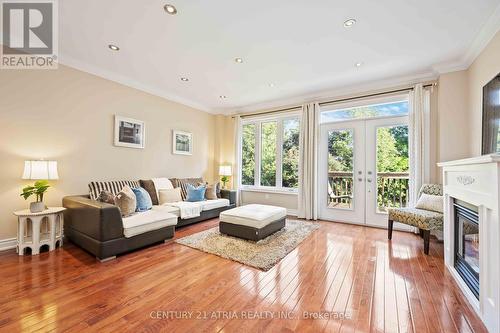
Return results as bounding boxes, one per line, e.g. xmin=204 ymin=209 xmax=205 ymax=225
xmin=0 ymin=219 xmax=487 ymax=333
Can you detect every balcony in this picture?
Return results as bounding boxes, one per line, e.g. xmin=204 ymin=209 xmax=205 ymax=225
xmin=328 ymin=171 xmax=409 ymax=211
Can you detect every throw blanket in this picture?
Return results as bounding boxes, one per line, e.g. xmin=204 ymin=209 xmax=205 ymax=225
xmin=166 ymin=201 xmax=203 ymax=219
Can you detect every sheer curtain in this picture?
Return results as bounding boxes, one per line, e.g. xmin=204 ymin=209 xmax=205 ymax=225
xmin=233 ymin=115 xmax=242 ymax=205
xmin=298 ymin=102 xmax=320 ymax=220
xmin=409 ymin=83 xmax=431 ymax=206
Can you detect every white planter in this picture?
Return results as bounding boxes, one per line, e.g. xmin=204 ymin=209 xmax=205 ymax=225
xmin=30 ymin=202 xmax=45 ymax=213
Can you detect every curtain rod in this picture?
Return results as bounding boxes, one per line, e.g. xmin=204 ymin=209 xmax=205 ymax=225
xmin=232 ymin=83 xmax=436 ymax=119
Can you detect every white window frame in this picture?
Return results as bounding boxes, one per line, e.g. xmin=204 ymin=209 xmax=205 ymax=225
xmin=240 ymin=112 xmax=300 ymax=194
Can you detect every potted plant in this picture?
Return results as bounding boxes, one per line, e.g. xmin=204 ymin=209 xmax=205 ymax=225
xmin=21 ymin=180 xmax=50 ymax=213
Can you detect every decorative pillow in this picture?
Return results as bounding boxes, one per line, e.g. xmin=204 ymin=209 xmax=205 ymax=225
xmin=199 ymin=182 xmax=218 ymax=200
xmin=415 ymin=193 xmax=443 ymax=213
xmin=97 ymin=190 xmax=115 ymax=205
xmin=139 ymin=180 xmax=159 ymax=205
xmin=115 ymin=185 xmax=137 ymax=217
xmin=172 ymin=178 xmax=204 ymax=200
xmin=132 ymin=187 xmax=153 ymax=212
xmin=159 ymin=188 xmax=182 ymax=204
xmin=215 ymin=182 xmax=221 ymax=198
xmin=88 ymin=180 xmax=140 ymax=201
xmin=186 ymin=184 xmax=206 ymax=202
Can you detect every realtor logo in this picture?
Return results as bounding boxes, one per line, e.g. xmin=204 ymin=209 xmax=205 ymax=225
xmin=1 ymin=0 xmax=58 ymax=69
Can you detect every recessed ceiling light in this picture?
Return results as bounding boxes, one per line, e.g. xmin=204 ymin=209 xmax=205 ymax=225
xmin=269 ymin=83 xmax=275 ymax=87
xmin=164 ymin=4 xmax=177 ymax=15
xmin=234 ymin=57 xmax=243 ymax=63
xmin=344 ymin=19 xmax=357 ymax=28
xmin=180 ymin=77 xmax=189 ymax=82
xmin=108 ymin=44 xmax=120 ymax=51
xmin=355 ymin=62 xmax=363 ymax=67
xmin=219 ymin=95 xmax=227 ymax=99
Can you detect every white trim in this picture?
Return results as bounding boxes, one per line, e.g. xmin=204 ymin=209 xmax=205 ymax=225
xmin=287 ymin=209 xmax=298 ymax=216
xmin=229 ymin=72 xmax=437 ymax=115
xmin=241 ymin=187 xmax=298 ymax=195
xmin=0 ymin=238 xmax=17 ymax=252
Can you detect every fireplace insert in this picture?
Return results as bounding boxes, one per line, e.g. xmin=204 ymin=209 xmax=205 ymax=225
xmin=454 ymin=200 xmax=479 ymax=299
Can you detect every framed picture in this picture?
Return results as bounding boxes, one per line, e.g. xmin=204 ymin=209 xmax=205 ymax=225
xmin=173 ymin=130 xmax=192 ymax=155
xmin=114 ymin=116 xmax=145 ymax=149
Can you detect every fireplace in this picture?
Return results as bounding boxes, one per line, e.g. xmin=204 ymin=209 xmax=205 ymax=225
xmin=454 ymin=200 xmax=479 ymax=299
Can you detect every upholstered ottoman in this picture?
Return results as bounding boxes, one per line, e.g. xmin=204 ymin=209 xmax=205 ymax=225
xmin=219 ymin=204 xmax=287 ymax=241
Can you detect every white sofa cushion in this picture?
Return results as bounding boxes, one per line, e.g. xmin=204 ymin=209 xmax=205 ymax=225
xmin=122 ymin=210 xmax=178 ymax=238
xmin=201 ymin=198 xmax=230 ymax=211
xmin=219 ymin=204 xmax=287 ymax=229
xmin=154 ymin=204 xmax=180 ymax=217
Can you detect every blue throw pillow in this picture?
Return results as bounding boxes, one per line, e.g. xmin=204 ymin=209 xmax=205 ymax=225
xmin=186 ymin=184 xmax=206 ymax=202
xmin=132 ymin=187 xmax=153 ymax=212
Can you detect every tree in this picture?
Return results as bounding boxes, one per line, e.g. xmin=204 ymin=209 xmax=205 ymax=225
xmin=241 ymin=124 xmax=255 ymax=185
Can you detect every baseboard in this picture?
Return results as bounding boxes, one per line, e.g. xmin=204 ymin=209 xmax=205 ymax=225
xmin=0 ymin=238 xmax=17 ymax=252
xmin=287 ymin=209 xmax=298 ymax=216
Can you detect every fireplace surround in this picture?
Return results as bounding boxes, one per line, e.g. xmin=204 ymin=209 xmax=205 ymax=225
xmin=438 ymin=154 xmax=500 ymax=333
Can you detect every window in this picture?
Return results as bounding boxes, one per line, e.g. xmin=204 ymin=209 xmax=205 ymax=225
xmin=321 ymin=100 xmax=408 ymax=123
xmin=240 ymin=116 xmax=300 ymax=191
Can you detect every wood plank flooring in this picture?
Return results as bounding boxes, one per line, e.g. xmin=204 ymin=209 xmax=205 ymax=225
xmin=0 ymin=219 xmax=487 ymax=332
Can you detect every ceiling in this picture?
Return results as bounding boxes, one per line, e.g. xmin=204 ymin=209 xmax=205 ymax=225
xmin=59 ymin=0 xmax=500 ymax=114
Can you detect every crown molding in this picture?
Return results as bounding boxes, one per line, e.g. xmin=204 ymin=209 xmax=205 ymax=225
xmin=58 ymin=53 xmax=216 ymax=114
xmin=225 ymin=71 xmax=438 ymax=115
xmin=433 ymin=3 xmax=500 ymax=74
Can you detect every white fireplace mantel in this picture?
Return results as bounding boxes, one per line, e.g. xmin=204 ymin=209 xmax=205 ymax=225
xmin=438 ymin=154 xmax=500 ymax=333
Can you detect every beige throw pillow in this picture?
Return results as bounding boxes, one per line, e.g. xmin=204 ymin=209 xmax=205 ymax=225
xmin=159 ymin=188 xmax=182 ymax=204
xmin=115 ymin=185 xmax=136 ymax=217
xmin=415 ymin=193 xmax=443 ymax=213
xmin=200 ymin=182 xmax=218 ymax=200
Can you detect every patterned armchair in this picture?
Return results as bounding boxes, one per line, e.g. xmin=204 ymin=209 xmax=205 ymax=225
xmin=388 ymin=184 xmax=443 ymax=255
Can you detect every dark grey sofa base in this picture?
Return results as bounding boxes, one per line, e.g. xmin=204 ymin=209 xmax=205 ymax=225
xmin=177 ymin=204 xmax=236 ymax=228
xmin=219 ymin=217 xmax=286 ymax=241
xmin=65 ymin=225 xmax=175 ymax=260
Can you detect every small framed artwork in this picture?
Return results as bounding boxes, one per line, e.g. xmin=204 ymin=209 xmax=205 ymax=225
xmin=114 ymin=116 xmax=145 ymax=149
xmin=173 ymin=130 xmax=192 ymax=155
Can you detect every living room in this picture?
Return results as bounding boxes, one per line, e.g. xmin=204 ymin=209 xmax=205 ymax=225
xmin=1 ymin=1 xmax=500 ymax=332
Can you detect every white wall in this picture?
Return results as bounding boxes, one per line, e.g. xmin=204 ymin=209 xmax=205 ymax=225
xmin=0 ymin=65 xmax=216 ymax=241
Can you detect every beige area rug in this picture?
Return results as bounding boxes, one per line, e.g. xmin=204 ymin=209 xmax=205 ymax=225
xmin=175 ymin=220 xmax=320 ymax=271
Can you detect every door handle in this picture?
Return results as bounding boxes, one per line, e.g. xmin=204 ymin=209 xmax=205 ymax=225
xmin=358 ymin=178 xmax=363 ymax=182
xmin=367 ymin=179 xmax=372 ymax=183
xmin=367 ymin=171 xmax=373 ymax=175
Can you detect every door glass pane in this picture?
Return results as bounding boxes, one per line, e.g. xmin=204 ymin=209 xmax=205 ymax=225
xmin=328 ymin=129 xmax=354 ymax=210
xmin=261 ymin=121 xmax=277 ymax=186
xmin=241 ymin=124 xmax=256 ymax=185
xmin=376 ymin=125 xmax=409 ymax=212
xmin=282 ymin=118 xmax=300 ymax=188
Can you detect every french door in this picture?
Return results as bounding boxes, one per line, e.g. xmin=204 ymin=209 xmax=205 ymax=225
xmin=318 ymin=116 xmax=410 ymax=229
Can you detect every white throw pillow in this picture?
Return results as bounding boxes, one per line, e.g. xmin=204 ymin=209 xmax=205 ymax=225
xmin=415 ymin=193 xmax=443 ymax=213
xmin=159 ymin=188 xmax=182 ymax=204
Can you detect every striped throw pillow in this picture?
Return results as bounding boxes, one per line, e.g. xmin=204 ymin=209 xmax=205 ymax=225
xmin=171 ymin=178 xmax=204 ymax=201
xmin=88 ymin=180 xmax=140 ymax=201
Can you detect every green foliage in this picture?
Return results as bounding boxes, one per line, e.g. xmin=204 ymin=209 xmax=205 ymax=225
xmin=241 ymin=124 xmax=256 ymax=185
xmin=21 ymin=180 xmax=50 ymax=202
xmin=328 ymin=130 xmax=353 ymax=172
xmin=282 ymin=119 xmax=299 ymax=188
xmin=260 ymin=122 xmax=277 ymax=186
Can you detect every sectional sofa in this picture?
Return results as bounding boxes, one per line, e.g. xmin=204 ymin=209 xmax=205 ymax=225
xmin=63 ymin=178 xmax=236 ymax=261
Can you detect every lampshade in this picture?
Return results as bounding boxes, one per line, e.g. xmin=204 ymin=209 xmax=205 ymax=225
xmin=22 ymin=160 xmax=59 ymax=180
xmin=219 ymin=165 xmax=232 ymax=176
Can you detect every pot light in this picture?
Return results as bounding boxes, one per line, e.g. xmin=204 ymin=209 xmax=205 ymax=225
xmin=269 ymin=83 xmax=275 ymax=88
xmin=108 ymin=44 xmax=120 ymax=51
xmin=343 ymin=19 xmax=356 ymax=28
xmin=164 ymin=4 xmax=177 ymax=15
xmin=355 ymin=62 xmax=363 ymax=68
xmin=219 ymin=95 xmax=227 ymax=99
xmin=180 ymin=77 xmax=189 ymax=82
xmin=234 ymin=57 xmax=243 ymax=63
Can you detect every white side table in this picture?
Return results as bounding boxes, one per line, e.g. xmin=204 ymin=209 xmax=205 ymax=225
xmin=13 ymin=207 xmax=66 ymax=256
